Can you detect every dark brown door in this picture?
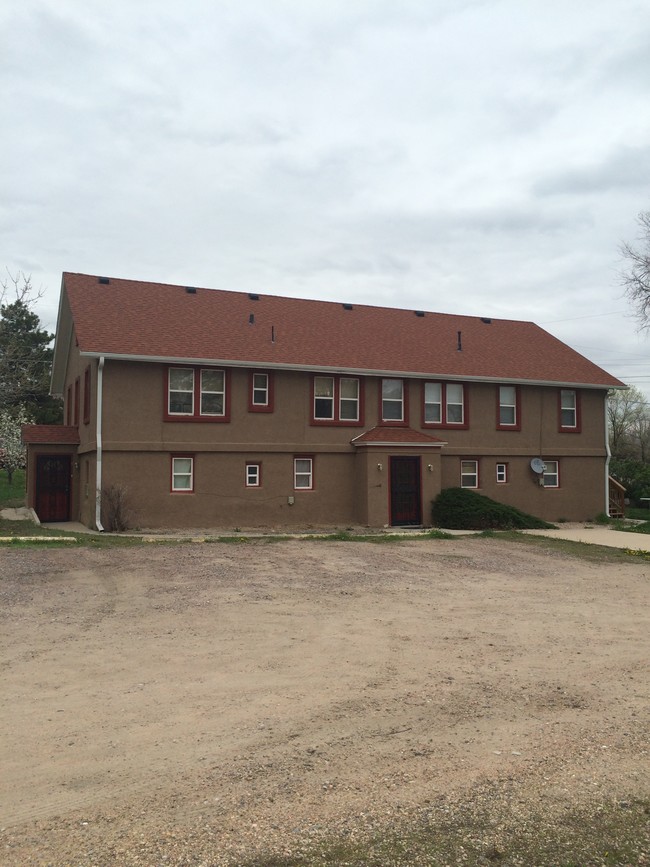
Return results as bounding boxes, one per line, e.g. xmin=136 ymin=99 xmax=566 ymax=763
xmin=390 ymin=456 xmax=422 ymax=526
xmin=35 ymin=455 xmax=71 ymax=522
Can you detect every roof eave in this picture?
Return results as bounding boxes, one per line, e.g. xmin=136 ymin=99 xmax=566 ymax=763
xmin=78 ymin=350 xmax=624 ymax=390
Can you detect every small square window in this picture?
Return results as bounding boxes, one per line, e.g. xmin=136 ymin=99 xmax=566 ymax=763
xmin=543 ymin=460 xmax=559 ymax=488
xmin=461 ymin=460 xmax=478 ymax=488
xmin=496 ymin=463 xmax=508 ymax=484
xmin=246 ymin=463 xmax=261 ymax=487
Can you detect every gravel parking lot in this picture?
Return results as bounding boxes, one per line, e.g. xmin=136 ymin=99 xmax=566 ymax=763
xmin=1 ymin=537 xmax=648 ymax=865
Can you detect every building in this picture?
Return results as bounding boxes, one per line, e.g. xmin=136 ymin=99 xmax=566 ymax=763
xmin=22 ymin=272 xmax=625 ymax=529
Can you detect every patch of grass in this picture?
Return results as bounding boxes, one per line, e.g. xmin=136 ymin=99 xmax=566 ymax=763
xmin=432 ymin=487 xmax=554 ymax=530
xmin=480 ymin=529 xmax=645 ymax=563
xmin=626 ymin=506 xmax=650 ymax=520
xmin=241 ymin=798 xmax=650 ymax=866
xmin=0 ymin=469 xmax=26 ymax=507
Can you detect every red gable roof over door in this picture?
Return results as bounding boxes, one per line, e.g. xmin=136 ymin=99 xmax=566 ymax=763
xmin=57 ymin=273 xmax=624 ymax=389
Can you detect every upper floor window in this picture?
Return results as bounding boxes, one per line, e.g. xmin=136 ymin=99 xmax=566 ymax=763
xmin=74 ymin=377 xmax=80 ymax=426
xmin=497 ymin=385 xmax=520 ymax=429
xmin=249 ymin=372 xmax=273 ymax=413
xmin=66 ymin=385 xmax=72 ymax=425
xmin=559 ymin=389 xmax=580 ymax=432
xmin=166 ymin=367 xmax=230 ymax=422
xmin=381 ymin=378 xmax=405 ymax=423
xmin=423 ymin=382 xmax=466 ymax=427
xmin=83 ymin=366 xmax=91 ymax=425
xmin=312 ymin=375 xmax=362 ymax=424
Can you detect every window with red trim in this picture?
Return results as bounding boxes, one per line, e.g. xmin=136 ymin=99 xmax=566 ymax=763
xmin=559 ymin=389 xmax=581 ymax=432
xmin=73 ymin=378 xmax=80 ymax=426
xmin=249 ymin=372 xmax=274 ymax=413
xmin=422 ymin=381 xmax=467 ymax=428
xmin=496 ymin=462 xmax=508 ymax=483
xmin=497 ymin=385 xmax=520 ymax=430
xmin=312 ymin=375 xmax=363 ymax=425
xmin=543 ymin=460 xmax=559 ymax=487
xmin=83 ymin=366 xmax=91 ymax=425
xmin=165 ymin=367 xmax=230 ymax=422
xmin=380 ymin=378 xmax=408 ymax=424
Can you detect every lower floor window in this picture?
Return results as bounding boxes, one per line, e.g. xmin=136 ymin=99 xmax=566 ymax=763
xmin=294 ymin=457 xmax=313 ymax=489
xmin=496 ymin=462 xmax=508 ymax=483
xmin=543 ymin=460 xmax=559 ymax=487
xmin=172 ymin=456 xmax=194 ymax=492
xmin=460 ymin=459 xmax=478 ymax=488
xmin=246 ymin=463 xmax=261 ymax=487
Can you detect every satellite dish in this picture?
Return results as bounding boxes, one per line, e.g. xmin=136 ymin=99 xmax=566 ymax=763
xmin=530 ymin=458 xmax=546 ymax=474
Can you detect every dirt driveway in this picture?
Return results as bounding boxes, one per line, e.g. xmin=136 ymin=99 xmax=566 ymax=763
xmin=1 ymin=538 xmax=648 ymax=865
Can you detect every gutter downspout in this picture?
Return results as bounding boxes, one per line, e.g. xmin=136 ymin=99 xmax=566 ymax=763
xmin=95 ymin=356 xmax=105 ymax=531
xmin=604 ymin=392 xmax=612 ymax=517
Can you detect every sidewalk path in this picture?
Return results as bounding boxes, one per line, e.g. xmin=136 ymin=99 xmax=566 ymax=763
xmin=522 ymin=526 xmax=650 ymax=551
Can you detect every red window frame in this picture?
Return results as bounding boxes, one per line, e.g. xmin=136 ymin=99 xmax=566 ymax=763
xmin=311 ymin=375 xmax=364 ymax=426
xmin=164 ymin=366 xmax=231 ymax=422
xmin=83 ymin=366 xmax=91 ymax=425
xmin=422 ymin=381 xmax=469 ymax=429
xmin=496 ymin=385 xmax=521 ymax=431
xmin=379 ymin=378 xmax=409 ymax=426
xmin=245 ymin=462 xmax=262 ymax=487
xmin=558 ymin=389 xmax=581 ymax=433
xmin=73 ymin=377 xmax=80 ymax=427
xmin=171 ymin=454 xmax=195 ymax=493
xmin=248 ymin=371 xmax=274 ymax=413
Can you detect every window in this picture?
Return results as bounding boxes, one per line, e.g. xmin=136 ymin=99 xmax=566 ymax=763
xmin=559 ymin=389 xmax=580 ymax=431
xmin=171 ymin=456 xmax=194 ymax=492
xmin=294 ymin=457 xmax=313 ymax=490
xmin=166 ymin=367 xmax=230 ymax=421
xmin=246 ymin=463 xmax=261 ymax=487
xmin=496 ymin=463 xmax=508 ymax=483
xmin=381 ymin=378 xmax=405 ymax=422
xmin=83 ymin=366 xmax=91 ymax=425
xmin=498 ymin=385 xmax=519 ymax=429
xmin=543 ymin=460 xmax=559 ymax=488
xmin=74 ymin=378 xmax=80 ymax=426
xmin=423 ymin=382 xmax=467 ymax=427
xmin=66 ymin=385 xmax=72 ymax=425
xmin=249 ymin=372 xmax=273 ymax=412
xmin=461 ymin=460 xmax=479 ymax=488
xmin=312 ymin=375 xmax=361 ymax=424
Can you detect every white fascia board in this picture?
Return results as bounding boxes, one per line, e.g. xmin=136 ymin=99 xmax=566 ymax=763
xmin=78 ymin=351 xmax=622 ymax=391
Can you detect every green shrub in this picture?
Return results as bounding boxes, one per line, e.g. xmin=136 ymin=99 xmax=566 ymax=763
xmin=432 ymin=487 xmax=554 ymax=530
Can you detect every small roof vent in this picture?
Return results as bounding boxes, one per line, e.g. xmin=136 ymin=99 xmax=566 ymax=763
xmin=98 ymin=276 xmax=110 ymax=285
xmin=185 ymin=286 xmax=197 ymax=294
xmin=248 ymin=293 xmax=259 ymax=301
xmin=480 ymin=317 xmax=492 ymax=324
xmin=414 ymin=310 xmax=425 ymax=317
xmin=342 ymin=303 xmax=353 ymax=310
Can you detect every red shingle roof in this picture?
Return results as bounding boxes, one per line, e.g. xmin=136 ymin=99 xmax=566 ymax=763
xmin=22 ymin=425 xmax=80 ymax=445
xmin=59 ymin=273 xmax=624 ymax=388
xmin=352 ymin=426 xmax=446 ymax=446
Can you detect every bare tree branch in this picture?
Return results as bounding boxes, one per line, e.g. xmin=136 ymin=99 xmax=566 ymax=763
xmin=620 ymin=210 xmax=650 ymax=329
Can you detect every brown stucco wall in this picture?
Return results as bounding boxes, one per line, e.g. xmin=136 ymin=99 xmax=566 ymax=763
xmin=53 ymin=356 xmax=610 ymax=529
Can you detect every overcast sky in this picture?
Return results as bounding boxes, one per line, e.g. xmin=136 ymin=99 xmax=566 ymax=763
xmin=2 ymin=0 xmax=649 ymax=396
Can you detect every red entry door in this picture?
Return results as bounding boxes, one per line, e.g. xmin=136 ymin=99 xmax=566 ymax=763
xmin=35 ymin=455 xmax=72 ymax=522
xmin=390 ymin=457 xmax=422 ymax=526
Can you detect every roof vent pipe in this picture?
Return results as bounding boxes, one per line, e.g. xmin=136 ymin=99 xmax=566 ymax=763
xmin=98 ymin=276 xmax=109 ymax=285
xmin=457 ymin=331 xmax=462 ymax=351
xmin=185 ymin=286 xmax=197 ymax=294
xmin=249 ymin=293 xmax=259 ymax=301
